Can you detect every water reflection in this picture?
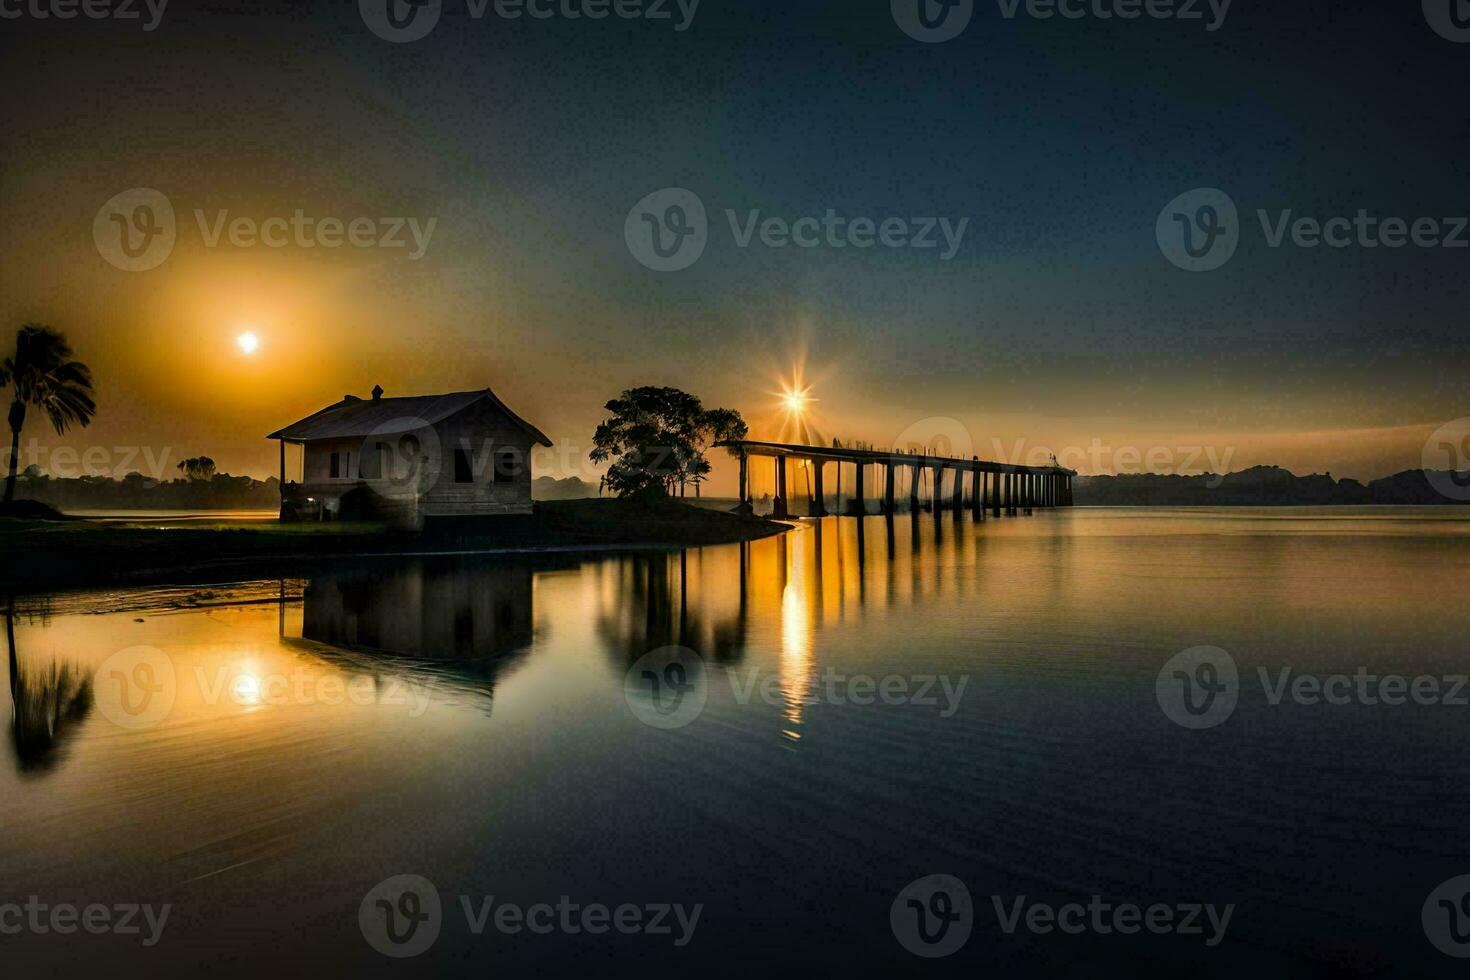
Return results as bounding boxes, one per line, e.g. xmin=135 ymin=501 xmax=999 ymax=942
xmin=5 ymin=600 xmax=93 ymax=774
xmin=285 ymin=558 xmax=540 ymax=711
xmin=592 ymin=550 xmax=749 ymax=667
xmin=6 ymin=509 xmax=1470 ymax=975
xmin=2 ymin=513 xmax=1039 ymax=777
xmin=592 ymin=514 xmax=1017 ymax=739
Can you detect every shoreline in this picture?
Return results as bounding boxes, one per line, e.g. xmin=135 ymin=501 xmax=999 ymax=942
xmin=0 ymin=498 xmax=790 ymax=595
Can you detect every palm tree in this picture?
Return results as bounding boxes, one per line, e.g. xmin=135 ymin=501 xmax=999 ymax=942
xmin=1 ymin=325 xmax=96 ymax=506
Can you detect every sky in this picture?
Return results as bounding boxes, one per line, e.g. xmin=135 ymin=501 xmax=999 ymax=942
xmin=1 ymin=0 xmax=1466 ymax=491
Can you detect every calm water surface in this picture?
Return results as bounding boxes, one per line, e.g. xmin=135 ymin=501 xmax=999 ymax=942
xmin=4 ymin=508 xmax=1469 ymax=977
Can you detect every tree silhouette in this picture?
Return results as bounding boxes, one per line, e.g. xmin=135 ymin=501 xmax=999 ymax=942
xmin=590 ymin=387 xmax=747 ymax=498
xmin=5 ymin=599 xmax=92 ymax=774
xmin=176 ymin=456 xmax=217 ymax=481
xmin=1 ymin=325 xmax=96 ymax=505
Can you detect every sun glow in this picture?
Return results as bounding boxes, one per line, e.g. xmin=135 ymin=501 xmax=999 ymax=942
xmin=236 ymin=331 xmax=260 ymax=355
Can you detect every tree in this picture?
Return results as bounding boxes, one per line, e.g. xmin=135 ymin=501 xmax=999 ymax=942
xmin=1 ymin=325 xmax=96 ymax=505
xmin=590 ymin=387 xmax=748 ymax=499
xmin=176 ymin=456 xmax=217 ymax=481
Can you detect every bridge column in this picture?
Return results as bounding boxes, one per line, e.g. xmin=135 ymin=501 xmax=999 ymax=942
xmin=851 ymin=462 xmax=866 ymax=516
xmin=1007 ymin=471 xmax=1017 ymax=516
xmin=773 ymin=457 xmax=789 ymax=519
xmin=970 ymin=463 xmax=983 ymax=519
xmin=812 ymin=459 xmax=828 ymax=517
xmin=737 ymin=451 xmax=751 ymax=514
xmin=884 ymin=461 xmax=896 ymax=514
xmin=991 ymin=471 xmax=1001 ymax=517
xmin=909 ymin=461 xmax=921 ymax=512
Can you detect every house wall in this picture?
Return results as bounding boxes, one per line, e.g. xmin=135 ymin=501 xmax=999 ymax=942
xmin=286 ymin=399 xmax=538 ymax=523
xmin=420 ymin=400 xmax=536 ymax=517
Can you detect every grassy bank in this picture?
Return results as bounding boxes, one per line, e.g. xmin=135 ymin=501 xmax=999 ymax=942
xmin=0 ymin=498 xmax=787 ymax=594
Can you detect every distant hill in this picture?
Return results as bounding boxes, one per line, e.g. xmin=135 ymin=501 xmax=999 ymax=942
xmin=1073 ymin=466 xmax=1470 ymax=506
xmin=532 ymin=476 xmax=598 ymax=501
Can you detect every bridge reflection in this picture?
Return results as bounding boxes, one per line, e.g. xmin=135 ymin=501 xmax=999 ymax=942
xmin=592 ymin=511 xmax=1069 ymax=735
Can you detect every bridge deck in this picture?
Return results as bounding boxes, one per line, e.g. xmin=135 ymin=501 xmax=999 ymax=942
xmin=716 ymin=439 xmax=1076 ymax=517
xmin=716 ymin=439 xmax=1077 ymax=476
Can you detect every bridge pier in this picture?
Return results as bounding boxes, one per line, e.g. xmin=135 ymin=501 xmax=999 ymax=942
xmin=812 ymin=459 xmax=828 ymax=517
xmin=884 ymin=461 xmax=896 ymax=514
xmin=908 ymin=461 xmax=921 ymax=513
xmin=849 ymin=461 xmax=867 ymax=516
xmin=737 ymin=451 xmax=752 ymax=515
xmin=773 ymin=457 xmax=789 ymax=519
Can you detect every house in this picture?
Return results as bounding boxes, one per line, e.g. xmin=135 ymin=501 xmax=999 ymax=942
xmin=267 ymin=385 xmax=552 ymax=528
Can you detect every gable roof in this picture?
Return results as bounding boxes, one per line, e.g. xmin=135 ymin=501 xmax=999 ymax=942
xmin=267 ymin=389 xmax=552 ymax=446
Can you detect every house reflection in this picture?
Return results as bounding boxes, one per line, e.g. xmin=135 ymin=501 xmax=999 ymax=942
xmin=286 ymin=558 xmax=538 ymax=710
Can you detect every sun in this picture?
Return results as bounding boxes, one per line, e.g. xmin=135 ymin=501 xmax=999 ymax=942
xmin=236 ymin=331 xmax=260 ymax=355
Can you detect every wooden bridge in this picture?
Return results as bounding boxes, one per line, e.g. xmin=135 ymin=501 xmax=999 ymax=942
xmin=716 ymin=439 xmax=1076 ymax=520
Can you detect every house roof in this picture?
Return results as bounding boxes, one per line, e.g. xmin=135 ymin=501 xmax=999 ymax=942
xmin=267 ymin=389 xmax=553 ymax=446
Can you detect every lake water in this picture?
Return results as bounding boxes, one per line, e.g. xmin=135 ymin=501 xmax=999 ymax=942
xmin=4 ymin=508 xmax=1470 ymax=976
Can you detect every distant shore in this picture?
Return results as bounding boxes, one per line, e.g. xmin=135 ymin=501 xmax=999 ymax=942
xmin=0 ymin=498 xmax=787 ymax=594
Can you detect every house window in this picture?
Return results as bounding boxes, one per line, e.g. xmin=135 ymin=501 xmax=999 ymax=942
xmin=361 ymin=442 xmax=389 ymax=480
xmin=329 ymin=451 xmax=342 ymax=479
xmin=453 ymin=448 xmax=473 ymax=483
xmin=493 ymin=448 xmax=521 ymax=483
